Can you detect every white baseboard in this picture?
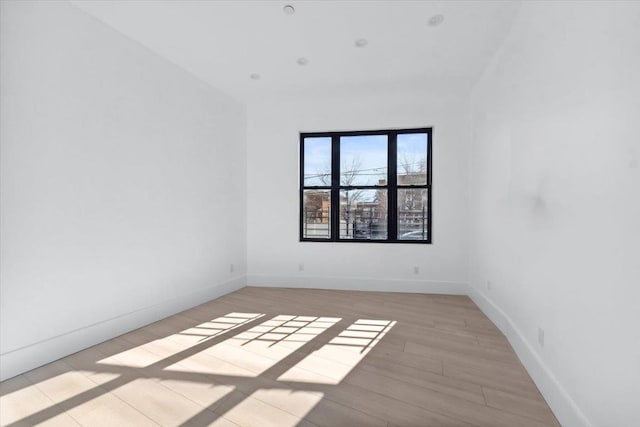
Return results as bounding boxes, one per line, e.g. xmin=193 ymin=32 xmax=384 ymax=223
xmin=467 ymin=285 xmax=592 ymax=427
xmin=0 ymin=275 xmax=246 ymax=381
xmin=247 ymin=274 xmax=467 ymax=295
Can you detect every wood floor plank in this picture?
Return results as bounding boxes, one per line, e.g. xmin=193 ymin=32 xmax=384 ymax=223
xmin=107 ymin=377 xmax=220 ymax=426
xmin=212 ymin=390 xmax=318 ymax=427
xmin=0 ymin=287 xmax=558 ymax=427
xmin=309 ymin=380 xmax=475 ymax=427
xmin=358 ymin=357 xmax=486 ymax=405
xmin=443 ymin=358 xmax=542 ymax=399
xmin=24 ymin=362 xmax=158 ymax=427
xmin=344 ymin=368 xmax=554 ymax=427
xmin=0 ymin=375 xmax=81 ymax=427
xmin=404 ymin=339 xmax=525 ymax=369
xmin=482 ymin=386 xmax=561 ymax=426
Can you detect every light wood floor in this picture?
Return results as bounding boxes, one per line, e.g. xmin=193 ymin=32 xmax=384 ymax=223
xmin=0 ymin=287 xmax=560 ymax=427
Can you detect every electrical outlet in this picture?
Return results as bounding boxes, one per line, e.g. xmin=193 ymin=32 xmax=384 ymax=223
xmin=298 ymin=262 xmax=304 ymax=271
xmin=538 ymin=327 xmax=545 ymax=347
xmin=487 ymin=280 xmax=492 ymax=291
xmin=413 ymin=266 xmax=419 ymax=275
xmin=230 ymin=263 xmax=234 ymax=273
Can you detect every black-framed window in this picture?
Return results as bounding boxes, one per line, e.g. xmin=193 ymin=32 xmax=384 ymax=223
xmin=300 ymin=128 xmax=432 ymax=243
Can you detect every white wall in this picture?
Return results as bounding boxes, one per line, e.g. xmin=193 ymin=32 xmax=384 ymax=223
xmin=469 ymin=2 xmax=640 ymax=426
xmin=5 ymin=3 xmax=637 ymax=425
xmin=0 ymin=1 xmax=246 ymax=380
xmin=246 ymin=91 xmax=470 ymax=293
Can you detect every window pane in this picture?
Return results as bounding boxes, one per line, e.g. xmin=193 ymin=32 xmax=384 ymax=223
xmin=397 ymin=189 xmax=428 ymax=240
xmin=340 ymin=135 xmax=388 ymax=186
xmin=303 ymin=137 xmax=332 ymax=186
xmin=339 ymin=189 xmax=387 ymax=240
xmin=397 ymin=133 xmax=428 ymax=185
xmin=302 ymin=190 xmax=331 ymax=238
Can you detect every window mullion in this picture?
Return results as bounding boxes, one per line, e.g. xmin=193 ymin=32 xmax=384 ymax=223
xmin=299 ymin=134 xmax=305 ymax=241
xmin=388 ymin=133 xmax=398 ymax=240
xmin=427 ymin=128 xmax=433 ymax=243
xmin=330 ymin=135 xmax=340 ymax=241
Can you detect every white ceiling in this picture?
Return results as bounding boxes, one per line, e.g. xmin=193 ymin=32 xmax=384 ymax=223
xmin=71 ymin=0 xmax=521 ymax=101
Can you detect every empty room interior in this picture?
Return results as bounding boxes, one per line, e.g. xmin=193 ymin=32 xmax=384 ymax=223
xmin=1 ymin=1 xmax=639 ymax=426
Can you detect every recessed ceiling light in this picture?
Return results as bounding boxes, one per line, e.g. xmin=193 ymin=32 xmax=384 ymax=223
xmin=428 ymin=14 xmax=444 ymax=26
xmin=296 ymin=57 xmax=308 ymax=66
xmin=250 ymin=73 xmax=260 ymax=80
xmin=283 ymin=5 xmax=295 ymax=15
xmin=355 ymin=38 xmax=368 ymax=48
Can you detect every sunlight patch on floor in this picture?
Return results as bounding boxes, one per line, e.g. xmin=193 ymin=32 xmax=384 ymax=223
xmin=219 ymin=315 xmax=342 ymax=372
xmin=95 ymin=312 xmax=264 ymax=368
xmin=172 ymin=312 xmax=265 ymax=345
xmin=0 ymin=313 xmax=393 ymax=426
xmin=214 ymin=389 xmax=320 ymax=427
xmin=163 ymin=351 xmax=256 ymax=378
xmin=277 ymin=319 xmax=396 ymax=385
xmin=249 ymin=388 xmax=325 ymax=419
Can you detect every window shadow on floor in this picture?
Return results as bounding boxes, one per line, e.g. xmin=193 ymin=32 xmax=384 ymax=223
xmin=0 ymin=299 xmax=396 ymax=427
